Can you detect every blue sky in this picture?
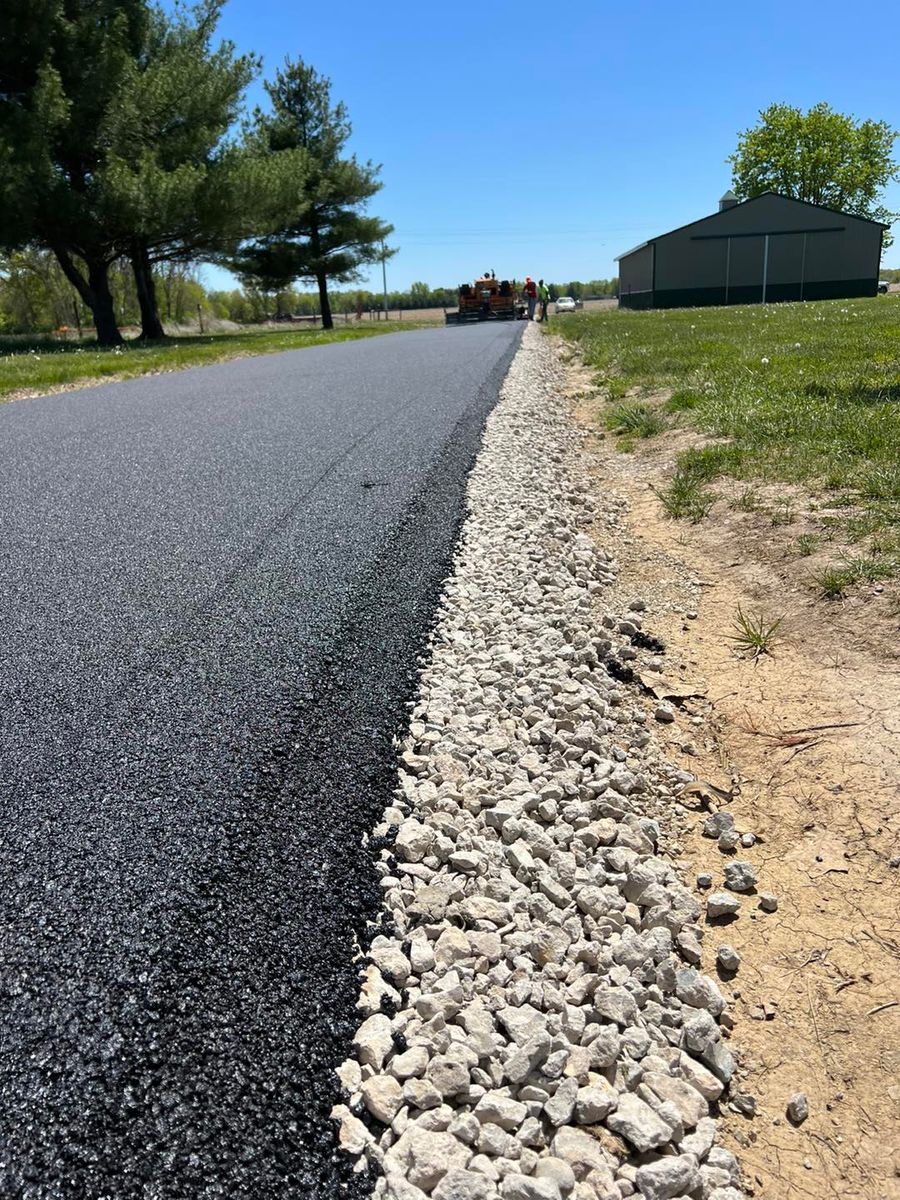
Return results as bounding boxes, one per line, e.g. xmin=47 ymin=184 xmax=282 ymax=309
xmin=202 ymin=0 xmax=900 ymax=293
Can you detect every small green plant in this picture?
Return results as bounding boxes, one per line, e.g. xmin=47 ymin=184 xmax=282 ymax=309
xmin=770 ymin=502 xmax=795 ymax=526
xmin=727 ymin=607 xmax=784 ymax=658
xmin=679 ymin=442 xmax=743 ymax=481
xmin=838 ymin=555 xmax=899 ymax=583
xmin=869 ymin=530 xmax=900 ymax=556
xmin=794 ymin=533 xmax=820 ymax=556
xmin=812 ymin=566 xmax=852 ymax=598
xmin=665 ymin=388 xmax=701 ymax=412
xmin=730 ymin=487 xmax=762 ymax=513
xmin=653 ymin=474 xmax=717 ymax=523
xmin=605 ymin=401 xmax=666 ymax=439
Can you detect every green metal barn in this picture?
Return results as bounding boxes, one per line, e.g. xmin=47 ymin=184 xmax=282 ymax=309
xmin=617 ymin=192 xmax=887 ymax=310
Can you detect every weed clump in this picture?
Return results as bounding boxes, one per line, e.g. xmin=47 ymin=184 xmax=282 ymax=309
xmin=605 ymin=402 xmax=666 ymax=440
xmin=727 ymin=607 xmax=784 ymax=658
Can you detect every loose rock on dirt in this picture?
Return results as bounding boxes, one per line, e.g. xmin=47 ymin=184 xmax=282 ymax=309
xmin=335 ymin=327 xmax=749 ymax=1199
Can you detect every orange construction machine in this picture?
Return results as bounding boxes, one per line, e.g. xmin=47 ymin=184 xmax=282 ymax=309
xmin=445 ymin=273 xmax=526 ymax=324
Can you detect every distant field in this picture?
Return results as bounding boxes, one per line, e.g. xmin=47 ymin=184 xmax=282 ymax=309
xmin=0 ymin=321 xmax=435 ymax=402
xmin=553 ymin=295 xmax=900 ymax=589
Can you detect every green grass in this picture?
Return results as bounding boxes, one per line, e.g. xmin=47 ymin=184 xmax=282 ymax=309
xmin=729 ymin=487 xmax=762 ymax=512
xmin=552 ymin=296 xmax=900 ymax=581
xmin=794 ymin=532 xmax=820 ymax=557
xmin=604 ymin=400 xmax=667 ymax=440
xmin=0 ymin=322 xmax=430 ymax=401
xmin=652 ymin=475 xmax=717 ymax=523
xmin=727 ymin=606 xmax=784 ymax=658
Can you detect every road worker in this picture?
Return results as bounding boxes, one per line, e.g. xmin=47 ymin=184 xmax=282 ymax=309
xmin=538 ymin=279 xmax=550 ymax=322
xmin=523 ymin=276 xmax=537 ymax=320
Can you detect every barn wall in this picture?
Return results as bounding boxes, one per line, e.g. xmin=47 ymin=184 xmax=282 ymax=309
xmin=618 ymin=244 xmax=653 ymax=308
xmin=644 ymin=195 xmax=882 ymax=308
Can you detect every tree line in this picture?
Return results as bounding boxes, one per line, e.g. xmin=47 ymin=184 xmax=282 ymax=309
xmin=0 ymin=0 xmax=392 ymax=344
xmin=0 ymin=251 xmax=622 ymax=334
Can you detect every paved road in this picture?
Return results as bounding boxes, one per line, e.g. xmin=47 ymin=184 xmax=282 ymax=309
xmin=0 ymin=322 xmax=521 ymax=1198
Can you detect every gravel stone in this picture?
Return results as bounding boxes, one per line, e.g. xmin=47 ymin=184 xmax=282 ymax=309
xmin=534 ymin=1157 xmax=576 ymax=1195
xmin=703 ymin=813 xmax=735 ymax=840
xmin=635 ymin=1154 xmax=702 ymax=1200
xmin=544 ymin=1077 xmax=579 ymax=1127
xmin=340 ymin=327 xmax=747 ymax=1198
xmin=706 ymin=892 xmax=741 ymax=919
xmin=787 ymin=1092 xmax=809 ymax=1124
xmin=433 ymin=1170 xmax=499 ymax=1200
xmin=361 ymin=1075 xmax=405 ymax=1123
xmin=723 ymin=861 xmax=758 ymax=893
xmin=605 ymin=1093 xmax=674 ymax=1152
xmin=574 ymin=1080 xmax=618 ymax=1124
xmin=675 ymin=968 xmax=726 ymax=1015
xmin=716 ymin=944 xmax=741 ymax=973
xmin=388 ymin=1127 xmax=473 ymax=1191
xmin=551 ymin=1126 xmax=617 ymax=1174
xmin=500 ymin=1175 xmax=562 ymax=1200
xmin=474 ymin=1093 xmax=529 ymax=1131
xmin=354 ymin=1014 xmax=394 ymax=1070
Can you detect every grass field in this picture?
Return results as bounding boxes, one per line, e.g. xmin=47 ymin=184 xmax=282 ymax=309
xmin=553 ymin=296 xmax=900 ymax=588
xmin=0 ymin=321 xmax=434 ymax=402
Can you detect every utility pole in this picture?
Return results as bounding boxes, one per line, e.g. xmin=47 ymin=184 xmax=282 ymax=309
xmin=381 ymin=240 xmax=388 ymax=321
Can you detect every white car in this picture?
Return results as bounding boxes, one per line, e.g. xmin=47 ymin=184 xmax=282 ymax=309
xmin=877 ymin=280 xmax=889 ymax=294
xmin=555 ymin=296 xmax=577 ymax=313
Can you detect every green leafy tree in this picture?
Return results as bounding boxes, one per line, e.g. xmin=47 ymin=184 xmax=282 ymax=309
xmin=730 ymin=102 xmax=899 ymax=248
xmin=0 ymin=0 xmax=150 ymax=343
xmin=0 ymin=0 xmax=298 ymax=343
xmin=230 ymin=58 xmax=393 ymax=330
xmin=102 ymin=0 xmax=302 ymax=339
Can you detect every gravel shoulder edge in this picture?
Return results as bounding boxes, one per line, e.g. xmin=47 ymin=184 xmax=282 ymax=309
xmin=334 ymin=325 xmax=749 ymax=1200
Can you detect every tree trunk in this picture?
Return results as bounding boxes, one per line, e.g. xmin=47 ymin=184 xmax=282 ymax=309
xmin=316 ymin=270 xmax=333 ymax=330
xmin=88 ymin=262 xmax=123 ymax=347
xmin=52 ymin=246 xmax=123 ymax=346
xmin=130 ymin=242 xmax=166 ymax=340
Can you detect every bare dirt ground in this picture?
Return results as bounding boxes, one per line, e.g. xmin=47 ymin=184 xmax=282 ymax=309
xmin=557 ymin=347 xmax=900 ymax=1200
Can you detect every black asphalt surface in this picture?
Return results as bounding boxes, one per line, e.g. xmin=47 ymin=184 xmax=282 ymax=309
xmin=0 ymin=322 xmax=521 ymax=1199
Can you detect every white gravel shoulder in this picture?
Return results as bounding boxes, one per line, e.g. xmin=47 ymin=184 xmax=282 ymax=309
xmin=334 ymin=325 xmax=747 ymax=1200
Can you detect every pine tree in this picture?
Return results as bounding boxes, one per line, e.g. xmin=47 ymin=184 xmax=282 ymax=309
xmin=103 ymin=0 xmax=300 ymax=339
xmin=0 ymin=0 xmax=155 ymax=344
xmin=0 ymin=0 xmax=298 ymax=343
xmin=229 ymin=58 xmax=393 ymax=330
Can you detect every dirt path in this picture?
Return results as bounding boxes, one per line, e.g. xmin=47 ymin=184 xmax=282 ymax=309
xmin=559 ymin=347 xmax=900 ymax=1200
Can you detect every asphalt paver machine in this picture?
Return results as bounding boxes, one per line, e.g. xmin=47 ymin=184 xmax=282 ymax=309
xmin=445 ymin=273 xmax=526 ymax=324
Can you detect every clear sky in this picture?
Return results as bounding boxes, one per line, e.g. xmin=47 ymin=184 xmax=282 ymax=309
xmin=201 ymin=0 xmax=900 ymax=294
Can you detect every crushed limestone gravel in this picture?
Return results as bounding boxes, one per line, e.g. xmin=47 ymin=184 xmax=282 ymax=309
xmin=334 ymin=325 xmax=748 ymax=1200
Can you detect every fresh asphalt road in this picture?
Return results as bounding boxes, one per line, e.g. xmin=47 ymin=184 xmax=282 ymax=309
xmin=0 ymin=321 xmax=522 ymax=1198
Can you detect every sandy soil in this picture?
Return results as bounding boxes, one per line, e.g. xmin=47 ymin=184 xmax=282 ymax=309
xmin=557 ymin=347 xmax=900 ymax=1200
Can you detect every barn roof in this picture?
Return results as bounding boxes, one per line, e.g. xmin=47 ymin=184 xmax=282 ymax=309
xmin=615 ymin=192 xmax=889 ymax=262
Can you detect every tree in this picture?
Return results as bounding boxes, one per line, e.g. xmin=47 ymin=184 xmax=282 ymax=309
xmin=0 ymin=0 xmax=153 ymax=343
xmin=0 ymin=0 xmax=298 ymax=343
xmin=729 ymin=102 xmax=899 ymax=247
xmin=229 ymin=58 xmax=393 ymax=330
xmin=102 ymin=0 xmax=301 ymax=339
